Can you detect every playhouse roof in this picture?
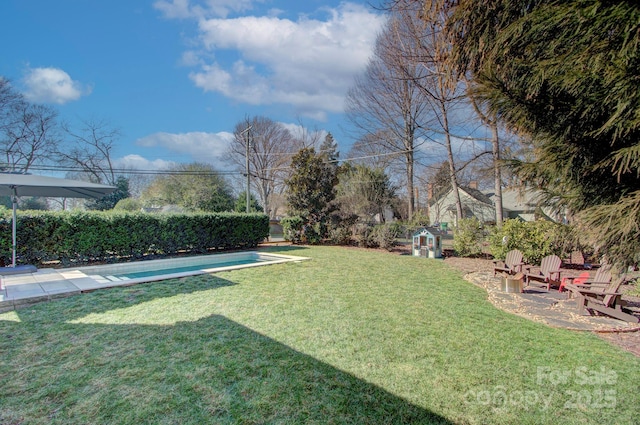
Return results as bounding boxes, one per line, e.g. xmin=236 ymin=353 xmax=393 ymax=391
xmin=413 ymin=227 xmax=446 ymax=237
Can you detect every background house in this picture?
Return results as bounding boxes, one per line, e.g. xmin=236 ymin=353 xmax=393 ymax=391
xmin=427 ymin=182 xmax=495 ymax=227
xmin=492 ymin=188 xmax=564 ymax=223
xmin=427 ymin=185 xmax=563 ymax=226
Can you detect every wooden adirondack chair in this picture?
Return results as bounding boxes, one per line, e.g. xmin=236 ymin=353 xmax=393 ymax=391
xmin=559 ymin=263 xmax=612 ymax=292
xmin=493 ymin=249 xmax=524 ymax=276
xmin=524 ymin=254 xmax=562 ymax=291
xmin=565 ymin=277 xmax=639 ymax=323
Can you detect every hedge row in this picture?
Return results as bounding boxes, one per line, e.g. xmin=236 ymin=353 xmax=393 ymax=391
xmin=451 ymin=218 xmax=572 ymax=264
xmin=488 ymin=218 xmax=570 ymax=264
xmin=0 ymin=211 xmax=270 ymax=267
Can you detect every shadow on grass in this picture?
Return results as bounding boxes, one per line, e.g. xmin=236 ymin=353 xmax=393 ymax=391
xmin=0 ymin=312 xmax=454 ymax=424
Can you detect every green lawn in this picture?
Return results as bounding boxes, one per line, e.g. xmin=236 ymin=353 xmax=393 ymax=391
xmin=1 ymin=246 xmax=638 ymax=424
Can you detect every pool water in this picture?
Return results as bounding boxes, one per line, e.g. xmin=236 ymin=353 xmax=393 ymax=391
xmin=63 ymin=251 xmax=309 ymax=286
xmin=117 ymin=257 xmax=268 ymax=279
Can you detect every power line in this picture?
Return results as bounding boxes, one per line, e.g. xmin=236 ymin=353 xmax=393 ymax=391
xmin=4 ymin=164 xmax=244 ymax=176
xmin=2 ymin=146 xmax=415 ymax=178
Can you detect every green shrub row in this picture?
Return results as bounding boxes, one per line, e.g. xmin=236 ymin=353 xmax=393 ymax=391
xmin=0 ymin=211 xmax=269 ymax=266
xmin=452 ymin=218 xmax=571 ymax=264
xmin=282 ymin=215 xmax=402 ymax=251
xmin=487 ymin=218 xmax=570 ymax=264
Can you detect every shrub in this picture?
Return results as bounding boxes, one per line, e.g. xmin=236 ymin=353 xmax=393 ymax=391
xmin=303 ymin=223 xmax=323 ymax=245
xmin=281 ymin=216 xmax=304 ymax=244
xmin=372 ymin=223 xmax=400 ymax=251
xmin=453 ymin=217 xmax=485 ymax=257
xmin=489 ymin=219 xmax=570 ymax=264
xmin=0 ymin=211 xmax=269 ymax=266
xmin=328 ymin=225 xmax=353 ymax=245
xmin=354 ymin=224 xmax=376 ymax=248
xmin=114 ymin=198 xmax=142 ymax=211
xmin=488 ymin=219 xmax=528 ymax=260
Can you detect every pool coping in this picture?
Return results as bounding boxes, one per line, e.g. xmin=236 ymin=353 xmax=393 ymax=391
xmin=0 ymin=251 xmax=309 ymax=313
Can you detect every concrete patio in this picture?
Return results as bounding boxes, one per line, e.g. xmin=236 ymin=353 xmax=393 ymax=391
xmin=0 ymin=268 xmax=135 ymax=313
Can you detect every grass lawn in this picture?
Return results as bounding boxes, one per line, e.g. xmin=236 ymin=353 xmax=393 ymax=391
xmin=1 ymin=245 xmax=638 ymax=424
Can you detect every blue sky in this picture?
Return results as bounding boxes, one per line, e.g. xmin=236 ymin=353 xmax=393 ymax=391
xmin=0 ymin=0 xmax=386 ymax=172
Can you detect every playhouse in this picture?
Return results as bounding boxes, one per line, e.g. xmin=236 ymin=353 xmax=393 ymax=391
xmin=412 ymin=227 xmax=445 ymax=258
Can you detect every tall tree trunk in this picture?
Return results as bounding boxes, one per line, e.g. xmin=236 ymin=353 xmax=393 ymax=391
xmin=491 ymin=120 xmax=504 ymax=227
xmin=441 ymin=101 xmax=463 ymax=222
xmin=406 ymin=148 xmax=415 ymax=220
xmin=466 ymin=79 xmax=505 ymax=227
xmin=258 ymin=179 xmax=270 ymax=217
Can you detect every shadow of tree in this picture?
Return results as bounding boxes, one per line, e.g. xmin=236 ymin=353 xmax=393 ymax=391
xmin=0 ymin=312 xmax=454 ymax=424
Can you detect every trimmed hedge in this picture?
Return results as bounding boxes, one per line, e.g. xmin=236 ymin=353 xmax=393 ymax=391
xmin=0 ymin=211 xmax=269 ymax=267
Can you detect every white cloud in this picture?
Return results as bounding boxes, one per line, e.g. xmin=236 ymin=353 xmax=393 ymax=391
xmin=154 ymin=0 xmax=258 ymax=19
xmin=171 ymin=2 xmax=385 ymax=120
xmin=180 ymin=50 xmax=203 ymax=66
xmin=135 ymin=131 xmax=234 ymax=165
xmin=22 ymin=67 xmax=90 ymax=104
xmin=114 ymin=154 xmax=176 ymax=171
xmin=279 ymin=122 xmax=327 ymax=143
xmin=154 ymin=0 xmax=192 ymax=19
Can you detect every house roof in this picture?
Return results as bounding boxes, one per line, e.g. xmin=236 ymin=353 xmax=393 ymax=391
xmin=496 ymin=188 xmax=541 ymax=212
xmin=428 ymin=186 xmax=494 ymax=207
xmin=461 ymin=186 xmax=494 ymax=205
xmin=413 ymin=227 xmax=447 ymax=237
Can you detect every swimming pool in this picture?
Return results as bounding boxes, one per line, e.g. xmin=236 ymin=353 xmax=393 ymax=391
xmin=60 ymin=251 xmax=309 ymax=286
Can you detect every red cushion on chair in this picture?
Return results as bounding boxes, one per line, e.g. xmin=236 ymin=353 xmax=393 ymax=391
xmin=559 ymin=272 xmax=590 ymax=291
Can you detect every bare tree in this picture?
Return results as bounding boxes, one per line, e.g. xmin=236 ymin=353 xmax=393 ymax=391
xmin=289 ymin=118 xmax=325 ymax=151
xmin=385 ymin=0 xmax=473 ymax=223
xmin=58 ymin=118 xmax=121 ymax=185
xmin=413 ymin=1 xmax=521 ymax=227
xmin=466 ymin=88 xmax=507 ymax=225
xmin=227 ymin=116 xmax=298 ymax=218
xmin=0 ymin=78 xmax=22 ymax=125
xmin=345 ymin=11 xmax=434 ymax=220
xmin=0 ymin=78 xmax=60 ymax=172
xmin=346 ymin=130 xmax=404 ymax=172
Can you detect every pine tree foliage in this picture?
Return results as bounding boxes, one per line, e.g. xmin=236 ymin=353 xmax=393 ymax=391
xmin=435 ymin=0 xmax=640 ymax=267
xmin=319 ymin=132 xmax=339 ymax=164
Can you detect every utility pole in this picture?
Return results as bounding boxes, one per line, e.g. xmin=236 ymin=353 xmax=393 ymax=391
xmin=241 ymin=125 xmax=252 ymax=213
